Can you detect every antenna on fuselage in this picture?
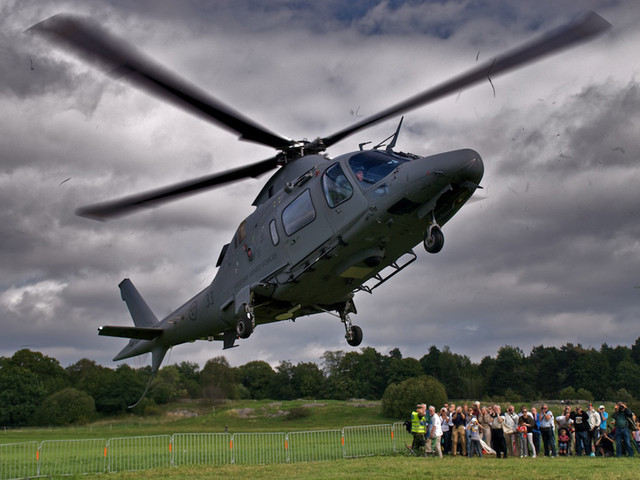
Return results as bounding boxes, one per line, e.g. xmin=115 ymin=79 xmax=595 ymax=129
xmin=372 ymin=116 xmax=404 ymax=151
xmin=386 ymin=116 xmax=404 ymax=152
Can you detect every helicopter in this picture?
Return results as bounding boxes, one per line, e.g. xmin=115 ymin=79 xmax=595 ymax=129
xmin=31 ymin=12 xmax=610 ymax=382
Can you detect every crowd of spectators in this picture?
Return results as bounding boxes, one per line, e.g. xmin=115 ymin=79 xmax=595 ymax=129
xmin=409 ymin=401 xmax=639 ymax=458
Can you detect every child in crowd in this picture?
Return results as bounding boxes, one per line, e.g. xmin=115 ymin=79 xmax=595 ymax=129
xmin=467 ymin=418 xmax=483 ymax=457
xmin=517 ymin=416 xmax=529 ymax=457
xmin=558 ymin=429 xmax=570 ymax=456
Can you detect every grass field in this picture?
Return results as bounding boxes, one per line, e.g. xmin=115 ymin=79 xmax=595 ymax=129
xmin=57 ymin=456 xmax=638 ymax=480
xmin=1 ymin=399 xmax=389 ymax=443
xmin=3 ymin=399 xmax=637 ymax=479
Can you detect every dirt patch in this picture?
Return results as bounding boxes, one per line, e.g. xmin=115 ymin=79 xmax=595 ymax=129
xmin=167 ymin=409 xmax=198 ymax=418
xmin=229 ymin=408 xmax=255 ymax=418
xmin=351 ymin=402 xmax=379 ymax=408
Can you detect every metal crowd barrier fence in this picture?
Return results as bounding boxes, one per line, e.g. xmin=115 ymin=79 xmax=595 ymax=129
xmin=39 ymin=439 xmax=106 ymax=477
xmin=0 ymin=442 xmax=38 ymax=480
xmin=108 ymin=435 xmax=171 ymax=472
xmin=0 ymin=423 xmax=410 ymax=479
xmin=172 ymin=432 xmax=231 ymax=467
xmin=287 ymin=429 xmax=343 ymax=463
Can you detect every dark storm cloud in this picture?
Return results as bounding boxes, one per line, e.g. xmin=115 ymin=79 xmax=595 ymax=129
xmin=1 ymin=0 xmax=638 ymax=370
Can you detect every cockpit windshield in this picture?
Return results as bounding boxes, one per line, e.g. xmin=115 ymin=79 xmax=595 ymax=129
xmin=348 ymin=151 xmax=409 ymax=188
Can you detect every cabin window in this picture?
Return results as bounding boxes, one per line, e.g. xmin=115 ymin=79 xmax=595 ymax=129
xmin=282 ymin=190 xmax=316 ymax=236
xmin=322 ymin=163 xmax=353 ymax=208
xmin=269 ymin=219 xmax=279 ymax=245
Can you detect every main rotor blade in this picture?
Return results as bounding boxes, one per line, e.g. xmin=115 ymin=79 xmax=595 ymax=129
xmin=30 ymin=14 xmax=293 ymax=150
xmin=320 ymin=11 xmax=610 ymax=148
xmin=77 ymin=156 xmax=280 ymax=221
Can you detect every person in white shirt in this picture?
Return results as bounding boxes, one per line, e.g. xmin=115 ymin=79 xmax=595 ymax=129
xmin=503 ymin=405 xmax=519 ymax=456
xmin=428 ymin=405 xmax=443 ymax=458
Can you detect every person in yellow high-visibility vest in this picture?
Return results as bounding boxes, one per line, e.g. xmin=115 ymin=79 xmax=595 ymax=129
xmin=411 ymin=404 xmax=427 ymax=455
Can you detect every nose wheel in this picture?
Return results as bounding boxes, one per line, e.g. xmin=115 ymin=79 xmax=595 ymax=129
xmin=424 ymin=225 xmax=444 ymax=254
xmin=346 ymin=324 xmax=363 ymax=347
xmin=340 ymin=308 xmax=363 ymax=347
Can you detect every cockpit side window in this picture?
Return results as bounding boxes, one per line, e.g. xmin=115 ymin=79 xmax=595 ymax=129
xmin=322 ymin=163 xmax=353 ymax=208
xmin=348 ymin=151 xmax=408 ymax=188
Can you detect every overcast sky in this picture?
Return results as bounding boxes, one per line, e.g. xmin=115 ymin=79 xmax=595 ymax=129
xmin=1 ymin=0 xmax=639 ymax=372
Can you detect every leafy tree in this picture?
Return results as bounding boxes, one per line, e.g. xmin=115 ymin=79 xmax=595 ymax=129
xmin=322 ymin=371 xmax=358 ymax=400
xmin=478 ymin=355 xmax=496 ymax=391
xmin=0 ymin=362 xmax=46 ymax=426
xmin=37 ymin=387 xmax=95 ymax=425
xmin=320 ymin=350 xmax=355 ymax=399
xmin=486 ymin=345 xmax=535 ymax=399
xmin=424 ymin=346 xmax=473 ymax=398
xmin=381 ymin=375 xmax=447 ymax=419
xmin=572 ymin=347 xmax=608 ymax=399
xmin=66 ymin=358 xmax=113 ymax=399
xmin=612 ymin=388 xmax=634 ymax=404
xmin=612 ymin=360 xmax=640 ymax=399
xmin=8 ymin=349 xmax=69 ymax=395
xmin=631 ymin=337 xmax=640 ymax=365
xmin=419 ymin=346 xmax=441 ymax=379
xmin=575 ymin=388 xmax=594 ymax=402
xmin=176 ymin=361 xmax=201 ymax=398
xmin=388 ymin=348 xmax=403 ymax=360
xmin=200 ymin=356 xmax=239 ymax=401
xmin=151 ymin=365 xmax=181 ymax=404
xmin=272 ymin=360 xmax=297 ymax=400
xmin=387 ymin=356 xmax=423 ymax=386
xmin=530 ymin=345 xmax=562 ymax=397
xmin=600 ymin=344 xmax=632 ymax=376
xmin=338 ymin=347 xmax=388 ymax=399
xmin=237 ymin=360 xmax=276 ymax=399
xmin=94 ymin=364 xmax=146 ymax=414
xmin=320 ymin=350 xmax=345 ymax=378
xmin=292 ymin=362 xmax=324 ymax=398
xmin=559 ymin=386 xmax=577 ymax=399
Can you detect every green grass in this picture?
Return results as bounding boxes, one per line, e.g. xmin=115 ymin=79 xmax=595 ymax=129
xmin=57 ymin=456 xmax=639 ymax=480
xmin=1 ymin=399 xmax=388 ymax=444
xmin=3 ymin=399 xmax=634 ymax=480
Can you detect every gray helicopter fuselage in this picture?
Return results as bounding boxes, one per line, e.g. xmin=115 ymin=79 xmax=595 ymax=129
xmin=115 ymin=147 xmax=483 ymax=360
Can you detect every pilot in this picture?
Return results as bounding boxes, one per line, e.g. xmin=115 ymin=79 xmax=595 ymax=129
xmin=355 ymin=170 xmax=364 ymax=182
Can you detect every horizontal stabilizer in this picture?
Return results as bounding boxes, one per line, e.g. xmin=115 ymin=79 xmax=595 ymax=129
xmin=98 ymin=325 xmax=163 ymax=340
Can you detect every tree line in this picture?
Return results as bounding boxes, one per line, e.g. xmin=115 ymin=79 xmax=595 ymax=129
xmin=2 ymin=339 xmax=640 ymax=427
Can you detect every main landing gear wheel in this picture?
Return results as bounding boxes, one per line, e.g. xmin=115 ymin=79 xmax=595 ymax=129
xmin=236 ymin=306 xmax=255 ymax=339
xmin=424 ymin=226 xmax=444 ymax=254
xmin=236 ymin=318 xmax=253 ymax=338
xmin=346 ymin=325 xmax=363 ymax=347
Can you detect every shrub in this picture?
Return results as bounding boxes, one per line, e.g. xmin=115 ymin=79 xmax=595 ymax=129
xmin=381 ymin=375 xmax=447 ymax=419
xmin=286 ymin=407 xmax=311 ymax=420
xmin=38 ymin=387 xmax=95 ymax=425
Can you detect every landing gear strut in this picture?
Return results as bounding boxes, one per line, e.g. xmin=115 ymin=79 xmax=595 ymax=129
xmin=236 ymin=305 xmax=255 ymax=339
xmin=340 ymin=305 xmax=362 ymax=347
